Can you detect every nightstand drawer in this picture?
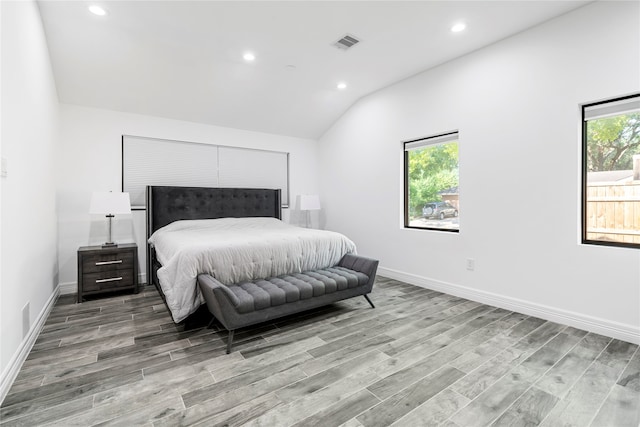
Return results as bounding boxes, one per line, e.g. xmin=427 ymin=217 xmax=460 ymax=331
xmin=78 ymin=243 xmax=138 ymax=302
xmin=82 ymin=251 xmax=134 ymax=273
xmin=82 ymin=270 xmax=135 ymax=292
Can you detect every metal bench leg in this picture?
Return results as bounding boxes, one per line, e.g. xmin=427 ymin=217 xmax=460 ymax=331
xmin=364 ymin=294 xmax=375 ymax=309
xmin=207 ymin=317 xmax=216 ymax=329
xmin=226 ymin=330 xmax=235 ymax=354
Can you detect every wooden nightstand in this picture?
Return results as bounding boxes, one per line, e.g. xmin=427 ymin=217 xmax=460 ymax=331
xmin=77 ymin=243 xmax=138 ymax=303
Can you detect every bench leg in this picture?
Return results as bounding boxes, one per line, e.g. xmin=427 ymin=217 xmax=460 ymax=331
xmin=226 ymin=330 xmax=235 ymax=354
xmin=207 ymin=317 xmax=216 ymax=329
xmin=364 ymin=294 xmax=375 ymax=309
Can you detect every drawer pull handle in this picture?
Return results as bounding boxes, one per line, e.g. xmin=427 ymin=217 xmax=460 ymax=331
xmin=95 ymin=260 xmax=123 ymax=266
xmin=96 ymin=277 xmax=122 ymax=283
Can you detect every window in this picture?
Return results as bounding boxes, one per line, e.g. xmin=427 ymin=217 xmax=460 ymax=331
xmin=582 ymin=94 xmax=640 ymax=248
xmin=404 ymin=132 xmax=459 ymax=232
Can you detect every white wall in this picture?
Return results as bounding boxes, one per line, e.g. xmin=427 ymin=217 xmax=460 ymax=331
xmin=1 ymin=0 xmax=60 ymax=391
xmin=57 ymin=104 xmax=319 ymax=288
xmin=318 ymin=1 xmax=640 ymax=342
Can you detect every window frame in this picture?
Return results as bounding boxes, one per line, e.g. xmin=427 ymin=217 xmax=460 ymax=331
xmin=403 ymin=131 xmax=460 ymax=233
xmin=581 ymin=93 xmax=640 ymax=249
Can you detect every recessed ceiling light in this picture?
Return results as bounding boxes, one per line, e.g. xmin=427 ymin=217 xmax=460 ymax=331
xmin=243 ymin=52 xmax=256 ymax=62
xmin=451 ymin=22 xmax=466 ymax=33
xmin=88 ymin=5 xmax=107 ymax=16
xmin=337 ymin=82 xmax=347 ymax=90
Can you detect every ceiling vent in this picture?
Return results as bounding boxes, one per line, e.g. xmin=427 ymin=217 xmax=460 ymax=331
xmin=333 ymin=34 xmax=361 ymax=50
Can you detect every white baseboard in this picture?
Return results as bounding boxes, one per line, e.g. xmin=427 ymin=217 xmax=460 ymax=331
xmin=0 ymin=285 xmax=60 ymax=405
xmin=377 ymin=266 xmax=640 ymax=345
xmin=58 ymin=281 xmax=76 ymax=295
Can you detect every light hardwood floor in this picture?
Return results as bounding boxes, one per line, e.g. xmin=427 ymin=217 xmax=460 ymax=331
xmin=1 ymin=277 xmax=638 ymax=426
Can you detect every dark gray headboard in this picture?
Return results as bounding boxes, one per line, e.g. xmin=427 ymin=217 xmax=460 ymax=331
xmin=146 ymin=186 xmax=281 ymax=235
xmin=145 ymin=186 xmax=282 ymax=286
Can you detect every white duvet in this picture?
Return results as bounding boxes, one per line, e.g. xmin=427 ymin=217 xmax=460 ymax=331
xmin=148 ymin=217 xmax=357 ymax=322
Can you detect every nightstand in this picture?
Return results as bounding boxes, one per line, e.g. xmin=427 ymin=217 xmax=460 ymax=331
xmin=77 ymin=243 xmax=138 ymax=303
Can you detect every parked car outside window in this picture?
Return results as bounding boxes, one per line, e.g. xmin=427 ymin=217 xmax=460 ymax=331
xmin=422 ymin=202 xmax=458 ymax=220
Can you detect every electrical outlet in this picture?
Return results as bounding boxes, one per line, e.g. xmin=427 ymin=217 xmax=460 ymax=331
xmin=22 ymin=302 xmax=30 ymax=338
xmin=466 ymin=258 xmax=475 ymax=271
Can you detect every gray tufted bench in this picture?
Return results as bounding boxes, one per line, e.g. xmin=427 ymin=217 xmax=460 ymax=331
xmin=197 ymin=253 xmax=378 ymax=353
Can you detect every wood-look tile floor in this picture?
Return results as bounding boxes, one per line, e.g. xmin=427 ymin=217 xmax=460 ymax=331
xmin=1 ymin=277 xmax=639 ymax=426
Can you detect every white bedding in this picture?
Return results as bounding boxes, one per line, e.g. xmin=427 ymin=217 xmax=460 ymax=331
xmin=148 ymin=217 xmax=357 ymax=322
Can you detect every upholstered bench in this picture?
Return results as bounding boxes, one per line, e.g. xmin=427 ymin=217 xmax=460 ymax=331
xmin=197 ymin=254 xmax=378 ymax=353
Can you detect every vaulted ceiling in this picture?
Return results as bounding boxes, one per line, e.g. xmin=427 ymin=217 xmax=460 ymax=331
xmin=38 ymin=1 xmax=590 ymax=139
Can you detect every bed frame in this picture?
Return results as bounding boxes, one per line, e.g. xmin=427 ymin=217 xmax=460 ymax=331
xmin=145 ymin=186 xmax=282 ymax=301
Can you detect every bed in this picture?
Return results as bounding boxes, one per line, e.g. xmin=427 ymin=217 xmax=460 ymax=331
xmin=146 ymin=186 xmax=358 ymax=323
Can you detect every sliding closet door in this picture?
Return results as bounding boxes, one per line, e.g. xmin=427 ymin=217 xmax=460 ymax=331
xmin=122 ymin=135 xmax=289 ymax=209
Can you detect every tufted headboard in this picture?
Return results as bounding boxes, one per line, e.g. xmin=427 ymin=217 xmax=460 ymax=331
xmin=145 ymin=186 xmax=282 ymax=288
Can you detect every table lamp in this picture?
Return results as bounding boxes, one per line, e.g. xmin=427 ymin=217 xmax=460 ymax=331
xmin=299 ymin=194 xmax=321 ymax=228
xmin=90 ymin=191 xmax=131 ymax=247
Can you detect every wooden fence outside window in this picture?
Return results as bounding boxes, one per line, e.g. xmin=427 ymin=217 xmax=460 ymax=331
xmin=586 ymin=180 xmax=640 ymax=245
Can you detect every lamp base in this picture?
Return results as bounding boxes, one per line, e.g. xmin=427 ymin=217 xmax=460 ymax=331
xmin=103 ymin=214 xmax=117 ymax=248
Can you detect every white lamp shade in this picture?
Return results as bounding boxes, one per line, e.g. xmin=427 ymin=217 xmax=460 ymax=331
xmin=90 ymin=192 xmax=132 ymax=215
xmin=299 ymin=194 xmax=321 ymax=211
